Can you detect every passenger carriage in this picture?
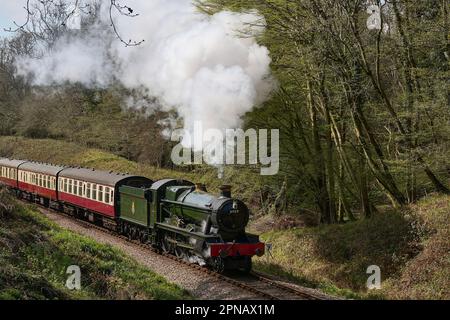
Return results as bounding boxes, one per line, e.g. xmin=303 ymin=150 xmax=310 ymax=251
xmin=17 ymin=162 xmax=65 ymax=204
xmin=57 ymin=167 xmax=153 ymax=220
xmin=0 ymin=158 xmax=28 ymax=188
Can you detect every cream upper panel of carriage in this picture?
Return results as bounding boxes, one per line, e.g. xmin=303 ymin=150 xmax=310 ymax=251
xmin=0 ymin=159 xmax=27 ymax=180
xmin=18 ymin=170 xmax=57 ymax=190
xmin=17 ymin=162 xmax=65 ymax=190
xmin=1 ymin=166 xmax=17 ymax=180
xmin=58 ymin=177 xmax=114 ymax=206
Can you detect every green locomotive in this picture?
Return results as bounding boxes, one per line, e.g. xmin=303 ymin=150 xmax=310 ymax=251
xmin=118 ymin=179 xmax=265 ymax=273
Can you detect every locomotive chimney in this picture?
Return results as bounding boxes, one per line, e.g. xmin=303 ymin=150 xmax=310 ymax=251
xmin=219 ymin=185 xmax=232 ymax=198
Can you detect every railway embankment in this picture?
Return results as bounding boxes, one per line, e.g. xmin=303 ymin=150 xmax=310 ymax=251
xmin=0 ymin=188 xmax=191 ymax=299
xmin=252 ymin=195 xmax=449 ymax=299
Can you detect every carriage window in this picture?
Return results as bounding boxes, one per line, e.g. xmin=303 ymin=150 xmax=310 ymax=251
xmin=78 ymin=181 xmax=82 ymax=196
xmin=64 ymin=179 xmax=68 ymax=192
xmin=92 ymin=184 xmax=97 ymax=200
xmin=87 ymin=183 xmax=91 ymax=199
xmin=69 ymin=180 xmax=73 ymax=194
xmin=104 ymin=187 xmax=110 ymax=204
xmin=98 ymin=186 xmax=103 ymax=202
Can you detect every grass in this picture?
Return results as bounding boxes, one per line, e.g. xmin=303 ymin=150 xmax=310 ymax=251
xmin=0 ymin=136 xmax=265 ymax=211
xmin=253 ymin=195 xmax=449 ymax=299
xmin=0 ymin=188 xmax=191 ymax=300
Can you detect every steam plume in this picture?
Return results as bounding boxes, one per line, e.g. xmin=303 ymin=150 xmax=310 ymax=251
xmin=16 ymin=0 xmax=273 ymax=150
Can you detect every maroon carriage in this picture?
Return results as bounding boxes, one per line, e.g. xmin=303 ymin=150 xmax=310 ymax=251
xmin=57 ymin=167 xmax=153 ymax=219
xmin=17 ymin=162 xmax=65 ymax=202
xmin=0 ymin=158 xmax=28 ymax=188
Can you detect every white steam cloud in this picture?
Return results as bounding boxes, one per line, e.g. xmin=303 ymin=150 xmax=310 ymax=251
xmin=15 ymin=0 xmax=273 ymax=150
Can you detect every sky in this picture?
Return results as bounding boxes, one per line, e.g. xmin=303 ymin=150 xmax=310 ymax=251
xmin=0 ymin=1 xmax=28 ymax=38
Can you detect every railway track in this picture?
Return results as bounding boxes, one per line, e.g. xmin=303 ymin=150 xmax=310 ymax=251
xmin=23 ymin=198 xmax=330 ymax=300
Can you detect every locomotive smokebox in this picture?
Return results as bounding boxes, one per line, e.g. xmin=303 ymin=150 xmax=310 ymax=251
xmin=219 ymin=185 xmax=232 ymax=198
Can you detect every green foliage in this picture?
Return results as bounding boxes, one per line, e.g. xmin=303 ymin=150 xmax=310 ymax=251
xmin=199 ymin=0 xmax=450 ymax=221
xmin=253 ymin=194 xmax=449 ymax=299
xmin=0 ymin=188 xmax=191 ymax=300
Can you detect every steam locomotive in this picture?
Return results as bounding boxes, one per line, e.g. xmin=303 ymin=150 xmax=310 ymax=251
xmin=0 ymin=158 xmax=264 ymax=273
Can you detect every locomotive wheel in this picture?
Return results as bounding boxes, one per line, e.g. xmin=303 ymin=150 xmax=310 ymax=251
xmin=160 ymin=235 xmax=171 ymax=254
xmin=212 ymin=257 xmax=225 ymax=273
xmin=239 ymin=257 xmax=252 ymax=274
xmin=175 ymin=247 xmax=188 ymax=261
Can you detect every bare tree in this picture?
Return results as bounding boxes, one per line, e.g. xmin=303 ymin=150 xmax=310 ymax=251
xmin=4 ymin=0 xmax=144 ymax=47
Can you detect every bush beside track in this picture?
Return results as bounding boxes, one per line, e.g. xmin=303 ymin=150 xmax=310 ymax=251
xmin=0 ymin=188 xmax=191 ymax=300
xmin=253 ymin=195 xmax=449 ymax=299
